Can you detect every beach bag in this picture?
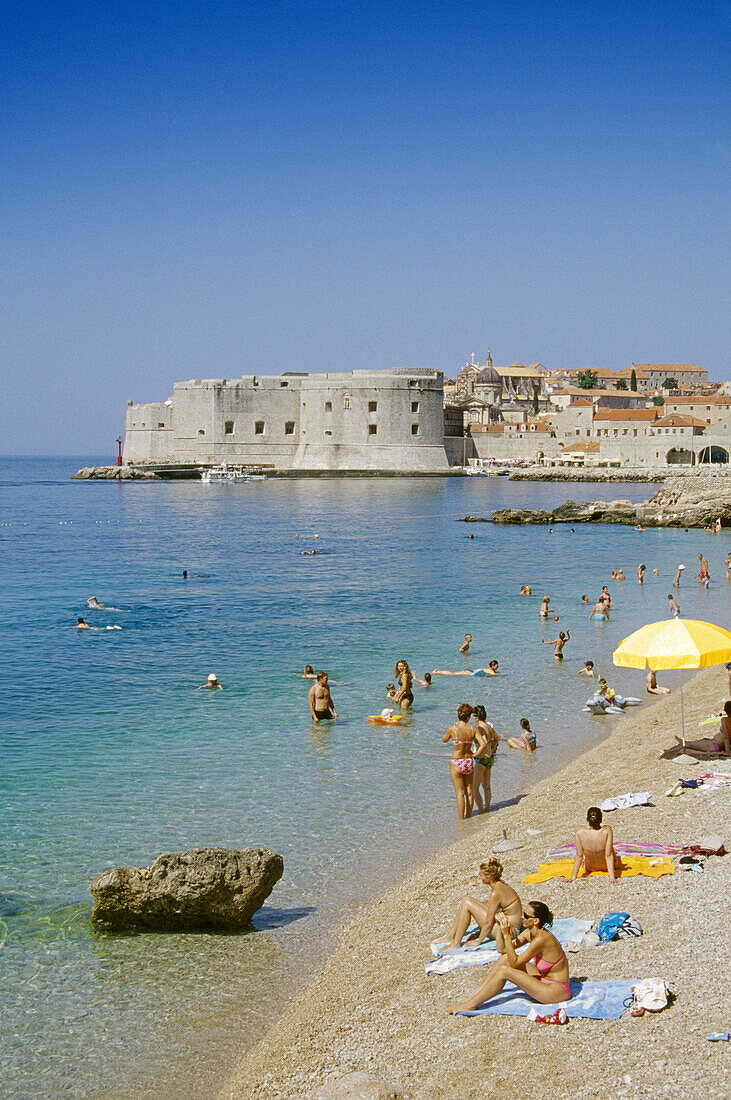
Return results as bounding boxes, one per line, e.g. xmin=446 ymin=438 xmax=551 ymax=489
xmin=595 ymin=912 xmax=629 ymax=943
xmin=615 ymin=916 xmax=642 ymax=939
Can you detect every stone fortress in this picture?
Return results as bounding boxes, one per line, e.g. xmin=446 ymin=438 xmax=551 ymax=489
xmin=123 ymin=368 xmax=449 ymax=473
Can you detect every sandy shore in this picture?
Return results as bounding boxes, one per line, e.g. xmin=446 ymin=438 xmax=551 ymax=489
xmin=221 ymin=669 xmax=731 ymax=1100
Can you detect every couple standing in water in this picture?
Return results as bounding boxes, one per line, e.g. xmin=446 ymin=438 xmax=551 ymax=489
xmin=442 ymin=703 xmax=500 ymax=819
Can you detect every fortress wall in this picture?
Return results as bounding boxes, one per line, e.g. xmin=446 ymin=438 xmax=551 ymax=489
xmin=123 ymin=402 xmax=174 ymax=462
xmin=124 ymin=370 xmax=449 ymax=472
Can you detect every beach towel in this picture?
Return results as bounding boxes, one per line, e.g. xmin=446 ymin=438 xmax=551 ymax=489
xmin=522 ymin=855 xmax=674 ymax=884
xmin=426 ymin=917 xmax=594 ymax=976
xmin=456 ymin=979 xmax=636 ymax=1019
xmin=600 ymin=792 xmax=652 ymax=812
xmin=545 ymin=841 xmax=684 ymax=861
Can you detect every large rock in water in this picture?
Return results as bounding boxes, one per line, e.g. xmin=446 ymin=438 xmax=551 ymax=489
xmin=90 ymin=847 xmax=283 ymax=932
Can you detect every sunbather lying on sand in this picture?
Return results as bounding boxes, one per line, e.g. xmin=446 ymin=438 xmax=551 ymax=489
xmin=675 ymin=700 xmax=731 ymax=755
xmin=447 ymin=902 xmax=571 ymax=1014
xmin=443 ymin=859 xmax=522 ymax=951
xmin=568 ymin=807 xmax=622 ymax=885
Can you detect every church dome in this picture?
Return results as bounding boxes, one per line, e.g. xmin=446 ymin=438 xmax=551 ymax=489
xmin=476 ymin=365 xmax=501 ymax=386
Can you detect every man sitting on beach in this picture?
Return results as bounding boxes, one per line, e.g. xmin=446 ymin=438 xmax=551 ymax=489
xmin=309 ymin=671 xmax=338 ymax=722
xmin=568 ymin=807 xmax=622 ymax=885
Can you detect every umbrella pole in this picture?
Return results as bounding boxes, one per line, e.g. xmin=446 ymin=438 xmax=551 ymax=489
xmin=680 ymin=670 xmax=685 ymax=746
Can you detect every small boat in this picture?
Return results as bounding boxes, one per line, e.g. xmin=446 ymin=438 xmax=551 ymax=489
xmin=201 ymin=464 xmax=266 ymax=483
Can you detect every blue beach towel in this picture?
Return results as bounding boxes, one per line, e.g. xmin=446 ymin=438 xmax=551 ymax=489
xmin=457 ymin=979 xmax=636 ymax=1019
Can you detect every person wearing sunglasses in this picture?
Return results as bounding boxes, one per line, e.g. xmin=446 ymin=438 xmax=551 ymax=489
xmin=447 ymin=901 xmax=571 ymax=1014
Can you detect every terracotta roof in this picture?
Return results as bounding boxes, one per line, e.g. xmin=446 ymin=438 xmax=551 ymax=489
xmin=593 ymin=408 xmax=660 ymax=422
xmin=562 ymin=441 xmax=601 ymax=453
xmin=468 ymin=423 xmax=505 ymax=433
xmin=652 ymin=414 xmax=708 ymax=428
xmin=568 ymin=398 xmax=594 ymax=408
xmin=666 ymin=394 xmax=731 ymax=405
xmin=494 ymin=364 xmax=542 ymax=378
xmin=594 ymin=367 xmax=649 ymax=380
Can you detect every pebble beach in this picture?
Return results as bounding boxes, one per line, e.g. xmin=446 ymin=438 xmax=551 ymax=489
xmin=222 ymin=667 xmax=731 ymax=1100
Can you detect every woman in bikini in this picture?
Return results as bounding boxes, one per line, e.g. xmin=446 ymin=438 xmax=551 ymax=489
xmin=507 ymin=717 xmax=536 ymax=751
xmin=472 ymin=704 xmax=499 ymax=813
xmin=447 ymin=901 xmax=571 ymax=1014
xmin=569 ymin=806 xmax=622 ymax=885
xmin=675 ymin=700 xmax=731 ymax=755
xmin=442 ymin=703 xmax=477 ymax=820
xmin=443 ymin=858 xmax=521 ymax=951
xmin=392 ymin=659 xmax=414 ymax=710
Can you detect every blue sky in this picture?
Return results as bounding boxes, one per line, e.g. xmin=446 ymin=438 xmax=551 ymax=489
xmin=1 ymin=1 xmax=729 ymax=454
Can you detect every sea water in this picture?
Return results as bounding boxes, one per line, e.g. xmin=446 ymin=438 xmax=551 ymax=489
xmin=1 ymin=457 xmax=729 ymax=1097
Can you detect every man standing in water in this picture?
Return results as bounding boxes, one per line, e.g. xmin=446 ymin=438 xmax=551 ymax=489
xmin=637 ymin=563 xmax=645 ymax=585
xmin=309 ymin=671 xmax=338 ymax=722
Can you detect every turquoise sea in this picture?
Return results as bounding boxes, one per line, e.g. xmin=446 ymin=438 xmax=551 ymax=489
xmin=2 ymin=457 xmax=729 ymax=1097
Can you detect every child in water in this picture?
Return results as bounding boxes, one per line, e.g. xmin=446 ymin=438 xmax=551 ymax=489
xmin=508 ymin=718 xmax=536 ymax=751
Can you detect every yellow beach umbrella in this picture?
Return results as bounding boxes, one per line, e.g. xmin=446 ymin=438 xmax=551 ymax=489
xmin=613 ymin=618 xmax=731 ymax=744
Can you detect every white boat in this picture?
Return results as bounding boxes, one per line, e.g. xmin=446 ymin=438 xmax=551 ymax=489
xmin=200 ymin=464 xmax=266 ymax=483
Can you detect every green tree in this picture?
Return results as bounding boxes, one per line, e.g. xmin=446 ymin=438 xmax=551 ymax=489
xmin=630 ymin=368 xmax=637 ymax=391
xmin=615 ymin=378 xmax=628 ymax=390
xmin=653 ymin=394 xmax=665 ymax=406
xmin=663 ymin=376 xmax=678 ymax=389
xmin=532 ymin=386 xmax=539 ymax=415
xmin=577 ymin=369 xmax=598 ymax=389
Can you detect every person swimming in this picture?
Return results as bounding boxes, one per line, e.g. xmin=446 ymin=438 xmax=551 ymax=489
xmin=577 ymin=660 xmax=595 ymax=677
xmin=76 ymin=617 xmax=90 ymax=629
xmin=459 ymin=633 xmax=472 ymax=654
xmin=413 ymin=672 xmax=432 ymax=687
xmin=86 ymin=596 xmax=103 ymax=609
xmin=539 ymin=596 xmax=552 ymax=618
xmin=301 ymin=665 xmax=317 ymax=679
xmin=589 ymin=599 xmax=609 ymax=621
xmin=432 ymin=666 xmax=496 ymax=677
xmin=197 ymin=673 xmax=223 ymax=690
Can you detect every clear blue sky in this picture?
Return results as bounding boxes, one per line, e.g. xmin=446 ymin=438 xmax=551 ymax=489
xmin=1 ymin=1 xmax=729 ymax=455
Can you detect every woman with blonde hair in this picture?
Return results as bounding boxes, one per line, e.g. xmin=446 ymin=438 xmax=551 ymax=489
xmin=392 ymin=659 xmax=414 ymax=710
xmin=443 ymin=858 xmax=522 ymax=951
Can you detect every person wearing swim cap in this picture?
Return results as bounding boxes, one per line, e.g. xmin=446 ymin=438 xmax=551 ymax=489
xmin=673 ymin=564 xmax=685 ymax=587
xmin=198 ymin=674 xmax=223 ymax=690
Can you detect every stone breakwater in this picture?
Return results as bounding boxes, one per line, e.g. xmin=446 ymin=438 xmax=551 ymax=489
xmin=488 ymin=475 xmax=731 ymax=528
xmin=508 ymin=466 xmax=731 ymax=483
xmin=72 ymin=465 xmax=159 ymax=480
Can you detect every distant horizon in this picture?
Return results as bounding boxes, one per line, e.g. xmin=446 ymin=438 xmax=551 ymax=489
xmin=2 ymin=2 xmax=728 ymax=454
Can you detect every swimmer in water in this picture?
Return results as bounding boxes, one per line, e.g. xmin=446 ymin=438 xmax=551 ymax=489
xmin=600 ymin=586 xmax=612 ymax=606
xmin=577 ymin=660 xmax=595 ymax=677
xmin=616 ymin=569 xmax=625 ymax=580
xmin=520 ymin=585 xmax=532 ymax=596
xmin=432 ymin=666 xmax=497 ymax=677
xmin=392 ymin=659 xmax=414 ymax=710
xmin=637 ymin=563 xmax=645 ymax=585
xmin=301 ymin=549 xmax=316 ymax=556
xmin=542 ymin=630 xmax=570 ymax=659
xmin=309 ymin=671 xmax=338 ymax=722
xmin=86 ymin=596 xmax=103 ymax=609
xmin=413 ymin=672 xmax=432 ymax=687
xmin=589 ymin=601 xmax=609 ymax=622
xmin=301 ymin=665 xmax=317 ymax=679
xmin=182 ymin=570 xmax=188 ymax=579
xmin=197 ymin=674 xmax=223 ymax=690
xmin=668 ymin=594 xmax=680 ymax=618
xmin=76 ymin=617 xmax=90 ymax=629
xmin=581 ymin=594 xmax=589 ymax=603
xmin=539 ymin=596 xmax=552 ymax=618
xmin=674 ymin=564 xmax=684 ymax=587
xmin=653 ymin=568 xmax=659 ymax=576
xmin=459 ymin=633 xmax=472 ymax=654
xmin=507 ymin=718 xmax=536 ymax=751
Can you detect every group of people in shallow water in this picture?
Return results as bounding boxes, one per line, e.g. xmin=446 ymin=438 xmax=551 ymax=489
xmin=441 ymin=809 xmax=623 ymax=1014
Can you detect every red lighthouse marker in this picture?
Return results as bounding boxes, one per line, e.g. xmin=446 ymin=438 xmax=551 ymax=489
xmin=116 ymin=437 xmax=123 ymax=466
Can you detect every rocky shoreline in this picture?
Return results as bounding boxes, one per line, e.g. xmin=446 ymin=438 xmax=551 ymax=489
xmin=221 ymin=668 xmax=730 ymax=1100
xmin=484 ymin=475 xmax=731 ymax=528
xmin=72 ymin=464 xmax=159 ymax=480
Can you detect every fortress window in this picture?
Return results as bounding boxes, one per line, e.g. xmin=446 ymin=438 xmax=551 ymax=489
xmin=158 ymin=422 xmax=165 ymax=428
xmin=325 ymin=401 xmax=332 ymax=413
xmin=368 ymin=424 xmax=378 ymax=436
xmin=408 ymin=379 xmax=418 ymax=387
xmin=411 ymin=424 xmax=419 ymax=436
xmin=198 ymin=429 xmax=205 ymax=435
xmin=224 ymin=421 xmax=234 ymax=435
xmin=344 ymin=395 xmax=351 ymax=410
xmin=325 ymin=429 xmax=332 ymax=436
xmin=285 ymin=421 xmax=295 ymax=435
xmin=255 ymin=421 xmax=265 ymax=435
xmin=411 ymin=401 xmax=419 ymax=413
xmin=368 ymin=401 xmax=378 ymax=413
xmin=280 ymin=380 xmax=288 ymax=387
